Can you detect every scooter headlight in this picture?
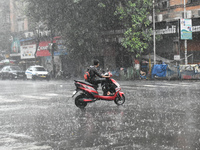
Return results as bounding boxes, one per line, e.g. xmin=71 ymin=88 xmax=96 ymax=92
xmin=115 ymin=87 xmax=121 ymax=92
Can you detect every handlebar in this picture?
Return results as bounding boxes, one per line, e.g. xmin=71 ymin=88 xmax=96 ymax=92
xmin=103 ymin=71 xmax=112 ymax=77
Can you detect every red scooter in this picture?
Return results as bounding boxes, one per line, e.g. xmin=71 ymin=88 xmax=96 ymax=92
xmin=72 ymin=72 xmax=125 ymax=108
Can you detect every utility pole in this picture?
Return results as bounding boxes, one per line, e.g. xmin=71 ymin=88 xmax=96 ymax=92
xmin=153 ymin=0 xmax=156 ymax=65
xmin=184 ymin=0 xmax=187 ymax=65
xmin=52 ymin=42 xmax=55 ymax=78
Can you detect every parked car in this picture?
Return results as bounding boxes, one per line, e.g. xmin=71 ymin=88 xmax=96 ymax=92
xmin=25 ymin=65 xmax=50 ymax=80
xmin=0 ymin=65 xmax=25 ymax=80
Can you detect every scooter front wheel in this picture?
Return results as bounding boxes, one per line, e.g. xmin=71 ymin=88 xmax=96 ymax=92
xmin=114 ymin=94 xmax=125 ymax=105
xmin=75 ymin=94 xmax=87 ymax=108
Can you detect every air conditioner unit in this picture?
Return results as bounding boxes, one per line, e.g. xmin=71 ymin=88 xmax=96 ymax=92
xmin=155 ymin=15 xmax=158 ymax=22
xmin=182 ymin=11 xmax=192 ymax=18
xmin=163 ymin=14 xmax=169 ymax=20
xmin=157 ymin=14 xmax=163 ymax=22
xmin=45 ymin=31 xmax=50 ymax=36
xmin=149 ymin=16 xmax=152 ymax=22
xmin=24 ymin=32 xmax=29 ymax=38
xmin=45 ymin=31 xmax=51 ymax=36
xmin=40 ymin=31 xmax=45 ymax=36
xmin=30 ymin=32 xmax=34 ymax=37
xmin=187 ymin=11 xmax=192 ymax=18
xmin=24 ymin=32 xmax=34 ymax=38
xmin=167 ymin=1 xmax=170 ymax=8
xmin=198 ymin=10 xmax=200 ymax=16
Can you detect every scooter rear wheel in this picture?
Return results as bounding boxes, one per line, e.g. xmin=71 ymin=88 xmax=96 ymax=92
xmin=75 ymin=94 xmax=87 ymax=108
xmin=114 ymin=94 xmax=125 ymax=105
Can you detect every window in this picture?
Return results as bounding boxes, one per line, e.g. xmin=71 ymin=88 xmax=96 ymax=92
xmin=34 ymin=67 xmax=46 ymax=71
xmin=17 ymin=20 xmax=24 ymax=32
xmin=188 ymin=0 xmax=198 ymax=3
xmin=162 ymin=1 xmax=168 ymax=9
xmin=192 ymin=0 xmax=198 ymax=2
xmin=6 ymin=67 xmax=10 ymax=71
xmin=157 ymin=0 xmax=169 ymax=9
xmin=10 ymin=66 xmax=22 ymax=71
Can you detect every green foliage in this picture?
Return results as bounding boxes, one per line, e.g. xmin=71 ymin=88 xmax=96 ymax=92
xmin=0 ymin=0 xmax=11 ymax=54
xmin=115 ymin=0 xmax=153 ymax=58
xmin=24 ymin=0 xmax=153 ymax=60
xmin=24 ymin=0 xmax=122 ymax=62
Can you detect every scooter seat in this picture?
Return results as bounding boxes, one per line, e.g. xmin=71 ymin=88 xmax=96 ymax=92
xmin=74 ymin=80 xmax=96 ymax=88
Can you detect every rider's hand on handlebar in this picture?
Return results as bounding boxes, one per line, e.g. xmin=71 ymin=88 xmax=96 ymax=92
xmin=102 ymin=75 xmax=110 ymax=78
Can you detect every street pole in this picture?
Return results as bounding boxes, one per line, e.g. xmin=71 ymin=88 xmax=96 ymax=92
xmin=153 ymin=0 xmax=156 ymax=65
xmin=52 ymin=43 xmax=55 ymax=78
xmin=184 ymin=0 xmax=188 ymax=65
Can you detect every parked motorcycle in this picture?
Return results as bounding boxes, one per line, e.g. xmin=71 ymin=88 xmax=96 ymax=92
xmin=72 ymin=72 xmax=125 ymax=108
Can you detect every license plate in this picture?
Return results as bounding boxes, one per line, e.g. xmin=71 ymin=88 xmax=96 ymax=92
xmin=41 ymin=76 xmax=46 ymax=78
xmin=72 ymin=91 xmax=77 ymax=97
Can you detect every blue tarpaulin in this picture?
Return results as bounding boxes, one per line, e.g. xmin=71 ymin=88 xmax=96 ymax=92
xmin=152 ymin=64 xmax=168 ymax=78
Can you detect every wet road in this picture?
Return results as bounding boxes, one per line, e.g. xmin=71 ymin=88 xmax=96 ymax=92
xmin=0 ymin=80 xmax=200 ymax=150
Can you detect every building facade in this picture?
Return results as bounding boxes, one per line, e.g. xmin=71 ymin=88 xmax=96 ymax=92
xmin=7 ymin=0 xmax=67 ymax=75
xmin=0 ymin=0 xmax=11 ymax=59
xmin=155 ymin=0 xmax=200 ymax=64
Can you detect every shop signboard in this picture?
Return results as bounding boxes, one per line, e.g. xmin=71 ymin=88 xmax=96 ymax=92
xmin=180 ymin=18 xmax=192 ymax=40
xmin=36 ymin=41 xmax=51 ymax=57
xmin=156 ymin=26 xmax=176 ymax=35
xmin=20 ymin=44 xmax=36 ymax=59
xmin=54 ymin=39 xmax=67 ymax=56
xmin=11 ymin=38 xmax=20 ymax=54
xmin=174 ymin=55 xmax=180 ymax=60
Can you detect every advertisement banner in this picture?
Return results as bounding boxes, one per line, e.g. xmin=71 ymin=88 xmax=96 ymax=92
xmin=36 ymin=41 xmax=51 ymax=57
xmin=54 ymin=39 xmax=67 ymax=56
xmin=11 ymin=38 xmax=20 ymax=54
xmin=20 ymin=44 xmax=36 ymax=59
xmin=180 ymin=18 xmax=192 ymax=40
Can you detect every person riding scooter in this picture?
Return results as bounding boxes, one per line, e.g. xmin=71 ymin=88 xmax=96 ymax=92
xmin=86 ymin=59 xmax=110 ymax=89
xmin=73 ymin=64 xmax=125 ymax=108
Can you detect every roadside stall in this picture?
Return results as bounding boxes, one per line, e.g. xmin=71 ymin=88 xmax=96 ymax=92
xmin=142 ymin=54 xmax=179 ymax=80
xmin=151 ymin=64 xmax=168 ymax=79
xmin=151 ymin=63 xmax=180 ymax=80
xmin=180 ymin=64 xmax=200 ymax=80
xmin=166 ymin=64 xmax=180 ymax=80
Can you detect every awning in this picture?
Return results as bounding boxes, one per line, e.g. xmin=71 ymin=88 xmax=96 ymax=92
xmin=0 ymin=59 xmax=16 ymax=65
xmin=142 ymin=54 xmax=174 ymax=64
xmin=36 ymin=41 xmax=51 ymax=57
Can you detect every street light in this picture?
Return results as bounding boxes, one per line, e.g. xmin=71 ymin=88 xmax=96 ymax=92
xmin=153 ymin=0 xmax=156 ymax=65
xmin=184 ymin=0 xmax=187 ymax=65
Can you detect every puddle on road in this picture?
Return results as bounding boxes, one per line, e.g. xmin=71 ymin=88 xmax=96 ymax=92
xmin=0 ymin=132 xmax=52 ymax=150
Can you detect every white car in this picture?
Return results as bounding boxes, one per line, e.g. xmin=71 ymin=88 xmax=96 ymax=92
xmin=25 ymin=65 xmax=50 ymax=80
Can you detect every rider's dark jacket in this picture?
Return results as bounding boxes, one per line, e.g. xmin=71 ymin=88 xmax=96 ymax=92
xmin=87 ymin=66 xmax=103 ymax=84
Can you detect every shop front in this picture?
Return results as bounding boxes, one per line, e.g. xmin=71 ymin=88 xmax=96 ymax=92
xmin=36 ymin=38 xmax=68 ymax=76
xmin=155 ymin=21 xmax=180 ymax=61
xmin=183 ymin=18 xmax=200 ymax=64
xmin=155 ymin=18 xmax=200 ymax=64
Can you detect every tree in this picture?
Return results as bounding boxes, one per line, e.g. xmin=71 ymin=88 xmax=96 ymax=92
xmin=0 ymin=0 xmax=12 ymax=58
xmin=24 ymin=0 xmax=122 ymax=53
xmin=115 ymin=0 xmax=153 ymax=58
xmin=24 ymin=0 xmax=123 ymax=74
